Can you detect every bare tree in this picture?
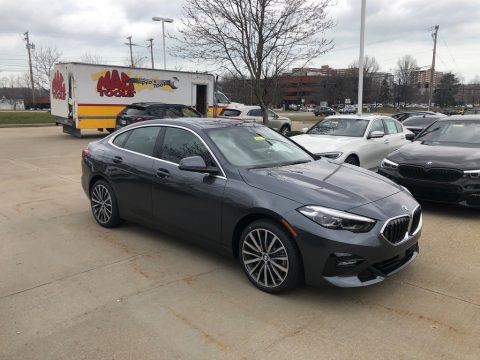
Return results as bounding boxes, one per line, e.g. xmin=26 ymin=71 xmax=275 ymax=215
xmin=33 ymin=46 xmax=62 ymax=91
xmin=123 ymin=53 xmax=147 ymax=68
xmin=81 ymin=53 xmax=105 ymax=64
xmin=395 ymin=55 xmax=417 ymax=107
xmin=349 ymin=55 xmax=380 ymax=76
xmin=174 ymin=0 xmax=334 ymax=123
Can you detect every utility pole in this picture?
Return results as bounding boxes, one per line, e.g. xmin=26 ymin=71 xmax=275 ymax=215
xmin=125 ymin=36 xmax=134 ymax=67
xmin=428 ymin=25 xmax=439 ymax=111
xmin=147 ymin=38 xmax=154 ymax=69
xmin=23 ymin=31 xmax=35 ymax=107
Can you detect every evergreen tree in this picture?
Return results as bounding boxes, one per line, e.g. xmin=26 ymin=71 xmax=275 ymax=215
xmin=434 ymin=72 xmax=460 ymax=107
xmin=379 ymin=74 xmax=391 ymax=104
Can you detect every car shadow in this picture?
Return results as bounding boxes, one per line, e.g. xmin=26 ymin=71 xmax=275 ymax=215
xmin=418 ymin=200 xmax=480 ymax=219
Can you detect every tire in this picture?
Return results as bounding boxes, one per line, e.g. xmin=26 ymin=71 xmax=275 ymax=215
xmin=279 ymin=125 xmax=290 ymax=136
xmin=90 ymin=180 xmax=122 ymax=228
xmin=344 ymin=155 xmax=360 ymax=166
xmin=239 ymin=219 xmax=302 ymax=293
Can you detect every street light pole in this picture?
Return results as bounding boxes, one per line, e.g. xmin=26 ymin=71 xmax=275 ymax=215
xmin=147 ymin=38 xmax=154 ymax=69
xmin=357 ymin=0 xmax=366 ymax=115
xmin=152 ymin=17 xmax=174 ymax=70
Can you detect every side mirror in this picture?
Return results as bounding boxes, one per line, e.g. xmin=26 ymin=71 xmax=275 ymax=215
xmin=405 ymin=133 xmax=415 ymax=141
xmin=178 ymin=156 xmax=219 ymax=175
xmin=368 ymin=131 xmax=385 ymax=139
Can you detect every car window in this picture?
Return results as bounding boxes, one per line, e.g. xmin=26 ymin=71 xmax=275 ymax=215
xmin=122 ymin=127 xmax=160 ymax=156
xmin=403 ymin=117 xmax=437 ymax=127
xmin=247 ymin=109 xmax=262 ymax=117
xmin=124 ymin=106 xmax=146 ymax=116
xmin=384 ymin=118 xmax=399 ymax=134
xmin=148 ymin=107 xmax=165 ymax=117
xmin=163 ymin=107 xmax=183 ymax=118
xmin=268 ymin=110 xmax=276 ymax=119
xmin=220 ymin=109 xmax=241 ymax=117
xmin=160 ymin=127 xmax=214 ymax=165
xmin=370 ymin=119 xmax=385 ymax=133
xmin=308 ymin=118 xmax=369 ymax=137
xmin=181 ymin=107 xmax=201 ymax=117
xmin=395 ymin=121 xmax=403 ymax=133
xmin=112 ymin=131 xmax=130 ymax=147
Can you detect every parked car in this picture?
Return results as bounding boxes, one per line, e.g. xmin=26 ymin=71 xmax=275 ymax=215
xmin=291 ymin=115 xmax=413 ymax=171
xmin=339 ymin=105 xmax=356 ymax=114
xmin=379 ymin=115 xmax=480 ymax=208
xmin=463 ymin=107 xmax=480 ymax=115
xmin=391 ymin=111 xmax=437 ymax=122
xmin=401 ymin=115 xmax=444 ymax=135
xmin=314 ymin=106 xmax=336 ymax=116
xmin=115 ymin=102 xmax=201 ymax=129
xmin=219 ymin=105 xmax=291 ymax=135
xmin=82 ymin=118 xmax=421 ymax=293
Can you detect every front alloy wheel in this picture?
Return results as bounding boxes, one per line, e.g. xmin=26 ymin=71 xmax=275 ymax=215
xmin=240 ymin=220 xmax=301 ymax=293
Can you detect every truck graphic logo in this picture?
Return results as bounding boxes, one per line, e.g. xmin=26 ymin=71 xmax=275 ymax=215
xmin=52 ymin=71 xmax=66 ymax=100
xmin=127 ymin=76 xmax=179 ymax=89
xmin=96 ymin=70 xmax=135 ymax=98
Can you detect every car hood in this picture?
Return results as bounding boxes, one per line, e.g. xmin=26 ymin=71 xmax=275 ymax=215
xmin=239 ymin=160 xmax=403 ymax=211
xmin=389 ymin=141 xmax=480 ymax=169
xmin=291 ymin=134 xmax=361 ymax=154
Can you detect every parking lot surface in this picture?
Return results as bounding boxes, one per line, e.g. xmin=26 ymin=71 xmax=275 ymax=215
xmin=1 ymin=127 xmax=479 ymax=360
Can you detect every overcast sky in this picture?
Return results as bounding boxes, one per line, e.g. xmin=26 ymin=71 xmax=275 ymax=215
xmin=1 ymin=0 xmax=479 ymax=83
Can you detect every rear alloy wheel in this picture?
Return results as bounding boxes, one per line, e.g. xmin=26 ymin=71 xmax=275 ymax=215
xmin=280 ymin=125 xmax=290 ymax=135
xmin=344 ymin=155 xmax=360 ymax=166
xmin=239 ymin=220 xmax=302 ymax=293
xmin=90 ymin=180 xmax=122 ymax=228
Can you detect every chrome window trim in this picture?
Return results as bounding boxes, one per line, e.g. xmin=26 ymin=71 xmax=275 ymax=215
xmin=380 ymin=204 xmax=422 ymax=246
xmin=108 ymin=124 xmax=227 ymax=179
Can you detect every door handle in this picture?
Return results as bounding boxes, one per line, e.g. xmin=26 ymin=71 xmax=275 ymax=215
xmin=156 ymin=168 xmax=170 ymax=178
xmin=112 ymin=156 xmax=123 ymax=164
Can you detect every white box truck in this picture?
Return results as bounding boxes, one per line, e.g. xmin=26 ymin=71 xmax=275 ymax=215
xmin=50 ymin=62 xmax=216 ymax=136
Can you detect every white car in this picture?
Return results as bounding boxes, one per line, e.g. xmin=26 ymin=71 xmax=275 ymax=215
xmin=291 ymin=115 xmax=413 ymax=171
xmin=220 ymin=105 xmax=292 ymax=135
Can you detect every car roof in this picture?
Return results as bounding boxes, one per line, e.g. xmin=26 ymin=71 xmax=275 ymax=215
xmin=439 ymin=115 xmax=480 ymax=121
xmin=125 ymin=117 xmax=260 ymax=130
xmin=321 ymin=114 xmax=392 ymax=121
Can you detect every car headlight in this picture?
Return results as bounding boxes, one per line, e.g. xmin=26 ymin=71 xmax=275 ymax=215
xmin=318 ymin=152 xmax=343 ymax=159
xmin=381 ymin=158 xmax=399 ymax=170
xmin=298 ymin=206 xmax=376 ymax=233
xmin=464 ymin=170 xmax=480 ymax=179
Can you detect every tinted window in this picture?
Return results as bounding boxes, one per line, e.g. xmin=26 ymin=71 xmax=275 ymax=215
xmin=122 ymin=127 xmax=160 ymax=156
xmin=113 ymin=131 xmax=130 ymax=147
xmin=124 ymin=106 xmax=147 ymax=116
xmin=163 ymin=107 xmax=183 ymax=118
xmin=403 ymin=116 xmax=437 ymax=127
xmin=220 ymin=109 xmax=241 ymax=117
xmin=384 ymin=118 xmax=399 ymax=134
xmin=160 ymin=127 xmax=212 ymax=165
xmin=247 ymin=109 xmax=262 ymax=116
xmin=148 ymin=107 xmax=165 ymax=117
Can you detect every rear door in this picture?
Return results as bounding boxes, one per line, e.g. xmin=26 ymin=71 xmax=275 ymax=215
xmin=384 ymin=118 xmax=407 ymax=152
xmin=106 ymin=126 xmax=161 ymax=220
xmin=362 ymin=119 xmax=390 ymax=170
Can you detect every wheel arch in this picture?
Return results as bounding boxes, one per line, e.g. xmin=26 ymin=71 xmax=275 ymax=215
xmin=344 ymin=153 xmax=360 ymax=166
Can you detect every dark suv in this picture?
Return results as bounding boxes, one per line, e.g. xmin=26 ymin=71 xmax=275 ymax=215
xmin=115 ymin=102 xmax=201 ymax=129
xmin=314 ymin=106 xmax=336 ymax=116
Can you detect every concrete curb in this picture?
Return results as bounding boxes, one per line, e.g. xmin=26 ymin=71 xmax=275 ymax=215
xmin=0 ymin=123 xmax=56 ymax=128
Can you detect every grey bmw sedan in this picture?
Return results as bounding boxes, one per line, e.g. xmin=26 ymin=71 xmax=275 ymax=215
xmin=81 ymin=118 xmax=421 ymax=293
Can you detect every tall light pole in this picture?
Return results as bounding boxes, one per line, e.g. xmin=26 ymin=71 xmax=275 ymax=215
xmin=428 ymin=25 xmax=439 ymax=111
xmin=152 ymin=16 xmax=174 ymax=70
xmin=357 ymin=0 xmax=366 ymax=115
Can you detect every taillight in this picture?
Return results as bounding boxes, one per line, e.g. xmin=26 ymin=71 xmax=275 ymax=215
xmin=81 ymin=148 xmax=90 ymax=158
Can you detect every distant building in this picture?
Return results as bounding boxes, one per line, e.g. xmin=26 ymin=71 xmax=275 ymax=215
xmin=412 ymin=69 xmax=443 ymax=89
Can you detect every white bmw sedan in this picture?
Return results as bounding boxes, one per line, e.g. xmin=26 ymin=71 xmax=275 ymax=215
xmin=291 ymin=115 xmax=413 ymax=171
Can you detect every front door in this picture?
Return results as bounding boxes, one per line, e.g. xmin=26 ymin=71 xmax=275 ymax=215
xmin=152 ymin=126 xmax=226 ymax=244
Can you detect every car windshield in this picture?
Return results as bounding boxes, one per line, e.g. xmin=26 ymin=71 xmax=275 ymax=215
xmin=307 ymin=118 xmax=369 ymax=137
xmin=207 ymin=125 xmax=313 ymax=168
xmin=416 ymin=120 xmax=480 ymax=144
